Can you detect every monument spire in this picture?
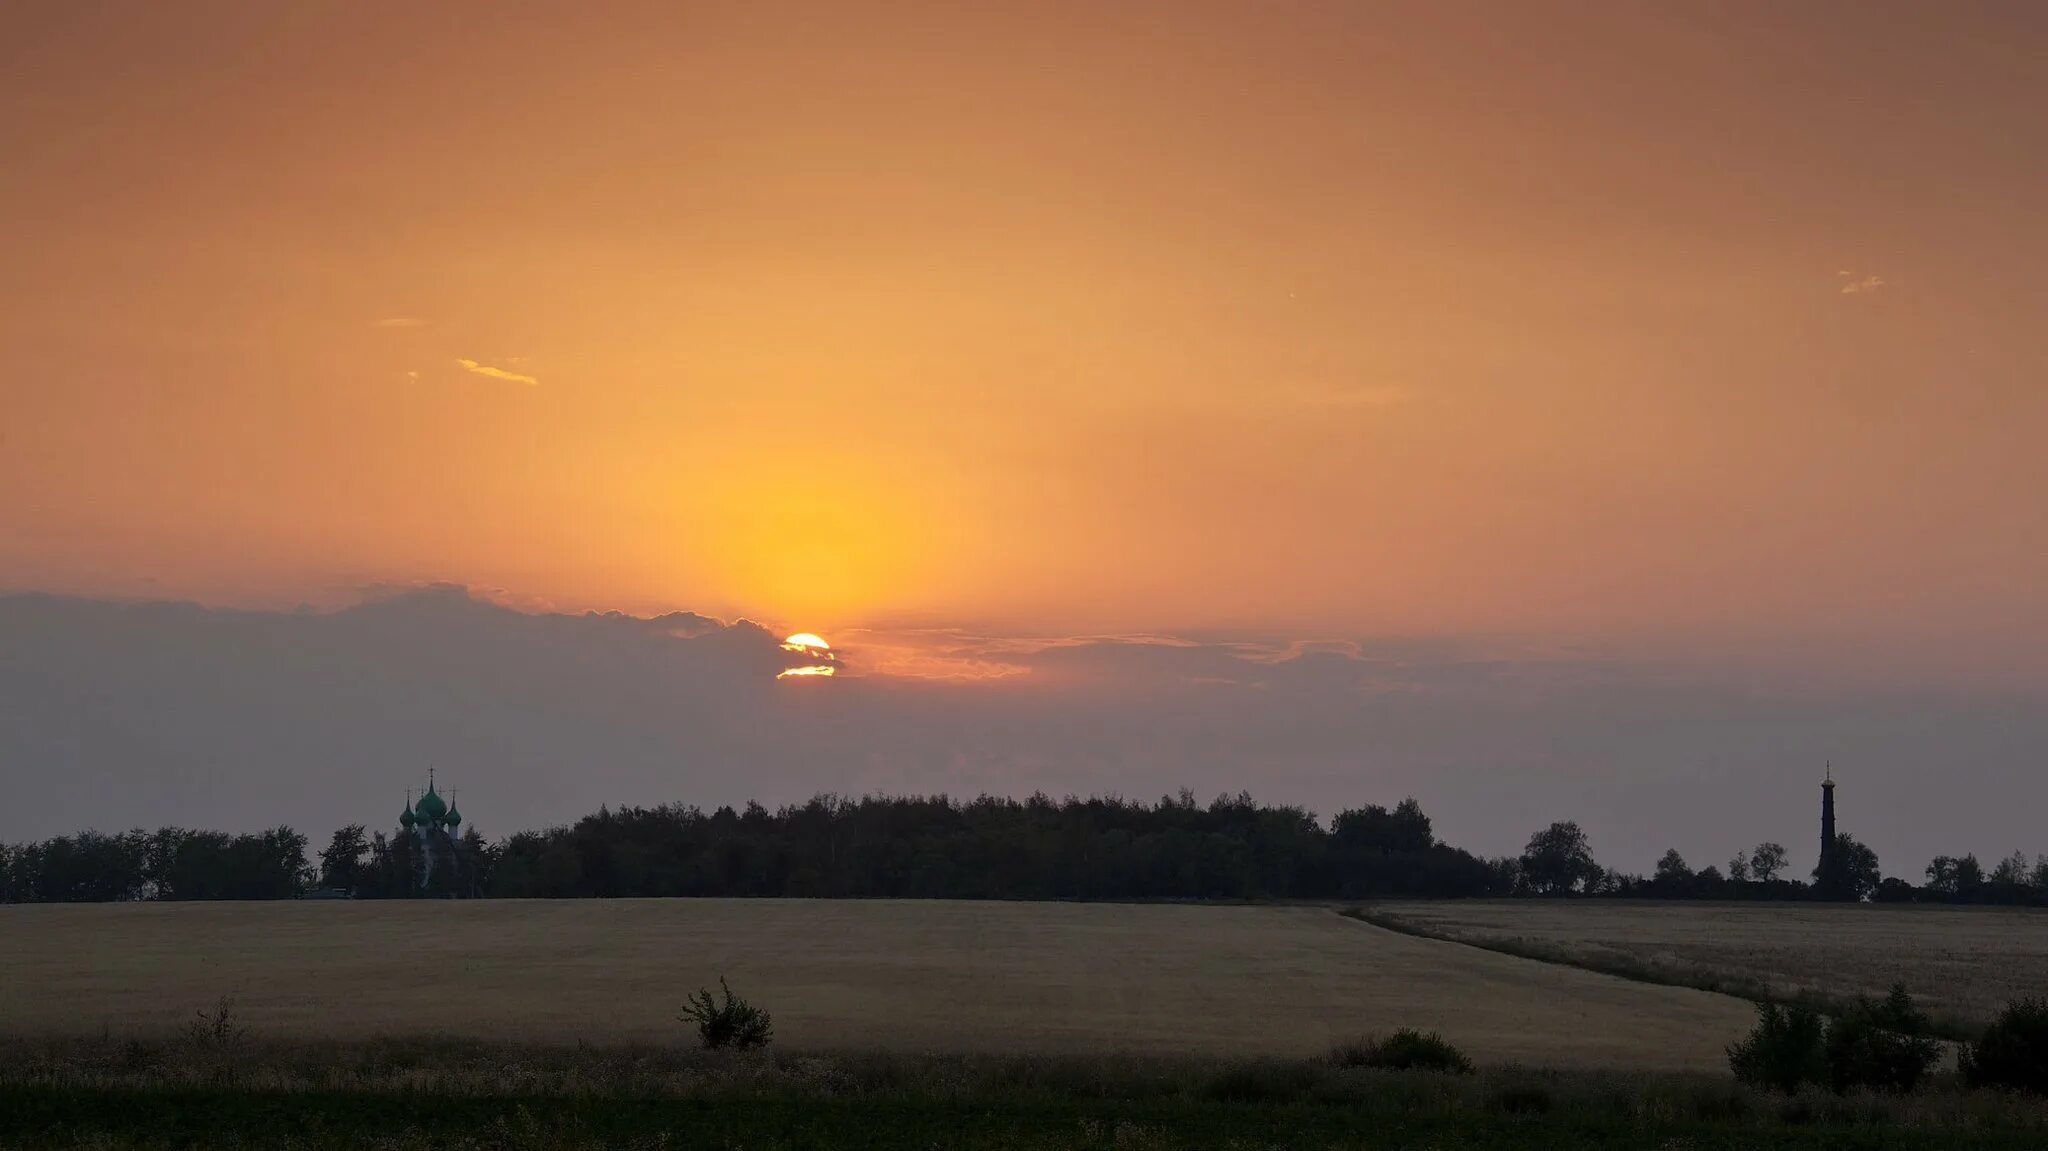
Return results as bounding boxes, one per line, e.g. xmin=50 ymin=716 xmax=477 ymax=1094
xmin=1819 ymin=762 xmax=1838 ymax=885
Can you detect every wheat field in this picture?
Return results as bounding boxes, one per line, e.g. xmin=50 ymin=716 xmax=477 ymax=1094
xmin=0 ymin=899 xmax=1762 ymax=1070
xmin=1367 ymin=900 xmax=2047 ymax=1029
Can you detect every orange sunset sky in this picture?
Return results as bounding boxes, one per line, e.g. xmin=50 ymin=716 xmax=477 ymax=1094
xmin=4 ymin=1 xmax=2047 ymax=685
xmin=5 ymin=3 xmax=2048 ymax=868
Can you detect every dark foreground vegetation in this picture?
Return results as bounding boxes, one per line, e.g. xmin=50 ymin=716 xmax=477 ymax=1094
xmin=1727 ymin=989 xmax=1943 ymax=1095
xmin=4 ymin=1036 xmax=2048 ymax=1151
xmin=8 ymin=790 xmax=2046 ymax=905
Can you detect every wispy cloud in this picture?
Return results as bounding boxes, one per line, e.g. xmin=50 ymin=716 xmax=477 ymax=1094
xmin=373 ymin=317 xmax=427 ymax=328
xmin=1288 ymin=384 xmax=1411 ymax=409
xmin=1838 ymin=271 xmax=1885 ymax=295
xmin=455 ymin=358 xmax=539 ymax=386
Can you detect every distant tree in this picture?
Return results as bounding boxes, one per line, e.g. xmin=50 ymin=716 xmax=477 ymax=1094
xmin=45 ymin=788 xmax=1991 ymax=907
xmin=537 ymin=837 xmax=585 ymax=896
xmin=1956 ymin=853 xmax=1987 ymax=892
xmin=1749 ymin=843 xmax=1789 ymax=884
xmin=8 ymin=825 xmax=311 ymax=902
xmin=1989 ymin=851 xmax=2032 ymax=891
xmin=218 ymin=827 xmax=309 ymax=899
xmin=319 ymin=825 xmax=370 ymax=893
xmin=1519 ymin=821 xmax=1602 ymax=895
xmin=457 ymin=826 xmax=493 ymax=897
xmin=1925 ymin=854 xmax=1985 ymax=900
xmin=1874 ymin=877 xmax=1921 ymax=902
xmin=1486 ymin=855 xmax=1521 ymax=893
xmin=1815 ymin=833 xmax=1881 ymax=901
xmin=1330 ymin=798 xmax=1433 ymax=855
xmin=24 ymin=830 xmax=149 ymax=902
xmin=1387 ymin=798 xmax=1434 ymax=852
xmin=356 ymin=829 xmax=419 ymax=899
xmin=1324 ymin=797 xmax=1489 ymax=898
xmin=148 ymin=829 xmax=233 ymax=900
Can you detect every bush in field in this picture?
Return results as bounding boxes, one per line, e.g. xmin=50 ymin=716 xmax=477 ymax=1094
xmin=679 ymin=977 xmax=773 ymax=1050
xmin=1731 ymin=988 xmax=1940 ymax=1095
xmin=1961 ymin=998 xmax=2048 ymax=1096
xmin=1728 ymin=1001 xmax=1827 ymax=1093
xmin=1330 ymin=1029 xmax=1474 ymax=1074
xmin=180 ymin=994 xmax=246 ymax=1084
xmin=1825 ymin=985 xmax=1940 ymax=1094
xmin=184 ymin=994 xmax=244 ymax=1051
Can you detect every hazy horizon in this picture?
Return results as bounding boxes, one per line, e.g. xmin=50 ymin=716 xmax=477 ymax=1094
xmin=4 ymin=584 xmax=2041 ymax=878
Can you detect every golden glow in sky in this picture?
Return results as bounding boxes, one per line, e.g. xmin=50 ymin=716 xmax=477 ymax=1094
xmin=3 ymin=3 xmax=2047 ymax=683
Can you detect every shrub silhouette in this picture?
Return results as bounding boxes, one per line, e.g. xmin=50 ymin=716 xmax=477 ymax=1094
xmin=1728 ymin=1001 xmax=1827 ymax=1093
xmin=181 ymin=994 xmax=246 ymax=1085
xmin=1961 ymin=998 xmax=2048 ymax=1096
xmin=1824 ymin=984 xmax=1940 ymax=1094
xmin=184 ymin=994 xmax=244 ymax=1051
xmin=678 ymin=976 xmax=773 ymax=1050
xmin=1330 ymin=1029 xmax=1474 ymax=1073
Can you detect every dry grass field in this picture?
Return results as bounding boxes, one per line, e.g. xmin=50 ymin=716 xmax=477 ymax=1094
xmin=1364 ymin=900 xmax=2048 ymax=1031
xmin=0 ymin=899 xmax=1758 ymax=1070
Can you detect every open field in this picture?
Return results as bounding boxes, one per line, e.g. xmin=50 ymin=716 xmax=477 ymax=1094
xmin=0 ymin=899 xmax=1759 ymax=1071
xmin=1361 ymin=900 xmax=2048 ymax=1032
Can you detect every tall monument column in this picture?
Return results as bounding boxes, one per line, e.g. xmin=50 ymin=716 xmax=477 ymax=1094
xmin=1820 ymin=765 xmax=1837 ymax=873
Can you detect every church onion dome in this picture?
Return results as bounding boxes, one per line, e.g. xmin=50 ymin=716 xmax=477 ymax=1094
xmin=414 ymin=784 xmax=448 ymax=823
xmin=444 ymin=804 xmax=462 ymax=828
xmin=399 ymin=803 xmax=417 ymax=828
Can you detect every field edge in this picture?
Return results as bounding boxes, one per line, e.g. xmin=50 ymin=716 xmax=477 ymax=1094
xmin=1342 ymin=904 xmax=1981 ymax=1043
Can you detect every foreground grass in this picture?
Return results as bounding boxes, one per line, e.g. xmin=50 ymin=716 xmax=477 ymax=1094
xmin=4 ymin=1036 xmax=2047 ymax=1149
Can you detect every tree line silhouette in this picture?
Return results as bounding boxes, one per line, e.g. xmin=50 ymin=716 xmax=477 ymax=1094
xmin=3 ymin=791 xmax=2044 ymax=905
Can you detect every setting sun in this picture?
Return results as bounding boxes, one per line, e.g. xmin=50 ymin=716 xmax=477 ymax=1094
xmin=778 ymin=633 xmax=836 ymax=680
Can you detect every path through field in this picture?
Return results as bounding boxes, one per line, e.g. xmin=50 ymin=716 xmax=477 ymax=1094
xmin=1365 ymin=900 xmax=2048 ymax=1030
xmin=0 ymin=900 xmax=1757 ymax=1070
